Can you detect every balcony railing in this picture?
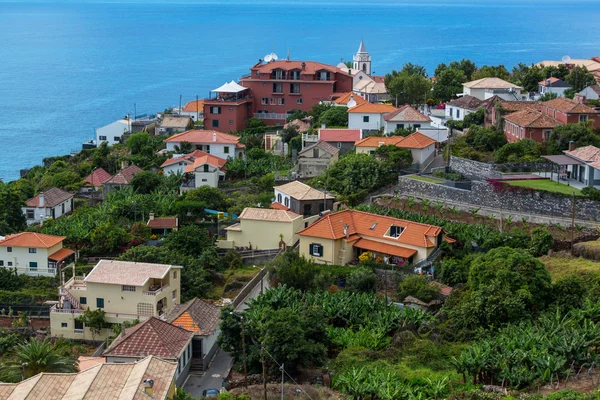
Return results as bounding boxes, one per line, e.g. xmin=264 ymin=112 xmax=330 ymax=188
xmin=50 ymin=305 xmax=156 ymax=320
xmin=74 ymin=328 xmax=84 ymax=334
xmin=302 ymin=133 xmax=319 ymax=143
xmin=254 ymin=113 xmax=288 ymax=120
xmin=143 ymin=283 xmax=170 ymax=296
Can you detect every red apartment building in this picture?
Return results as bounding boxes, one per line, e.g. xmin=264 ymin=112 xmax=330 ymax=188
xmin=203 ymin=60 xmax=353 ymax=132
xmin=540 ymin=98 xmax=600 ymax=128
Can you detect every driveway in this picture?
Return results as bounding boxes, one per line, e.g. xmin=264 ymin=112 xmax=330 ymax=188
xmin=184 ymin=349 xmax=233 ymax=397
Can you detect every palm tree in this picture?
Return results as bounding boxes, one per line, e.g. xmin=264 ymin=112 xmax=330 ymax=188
xmin=0 ymin=338 xmax=77 ymax=382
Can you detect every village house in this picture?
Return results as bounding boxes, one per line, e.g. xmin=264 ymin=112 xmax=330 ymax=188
xmin=180 ymin=99 xmax=205 ymax=121
xmin=347 ymin=103 xmax=398 ymax=136
xmin=164 ymin=298 xmax=221 ymax=372
xmin=102 ymin=164 xmax=143 ymax=196
xmin=353 ymin=78 xmax=389 ymax=103
xmin=540 ymin=97 xmax=600 ymax=128
xmin=577 ymin=84 xmax=600 ymax=101
xmin=23 ymin=187 xmax=73 ymax=225
xmin=273 ymin=180 xmax=335 ymax=216
xmin=355 ymin=131 xmax=437 ymax=170
xmin=0 ymin=232 xmax=74 ymax=277
xmin=537 ymin=57 xmax=600 ymax=83
xmin=95 ymin=118 xmax=131 ymax=146
xmin=162 ymin=150 xmax=228 ymax=190
xmin=0 ymin=356 xmax=177 ymax=400
xmin=318 ymin=128 xmax=361 ymax=154
xmin=445 ymin=95 xmax=483 ymax=121
xmin=158 ymin=115 xmax=193 ymax=135
xmin=50 ymin=260 xmax=182 ymax=340
xmin=503 ymin=109 xmax=562 ymax=143
xmin=296 ymin=140 xmax=339 ymax=178
xmin=383 ymin=105 xmax=432 ymax=133
xmin=538 ymin=77 xmax=572 ymax=97
xmin=203 ymin=60 xmax=353 ymax=132
xmin=332 ymin=91 xmax=368 ymax=108
xmin=297 ymin=209 xmax=453 ymax=266
xmin=81 ymin=167 xmax=112 ymax=192
xmin=103 ymin=317 xmax=194 ymax=386
xmin=488 ymin=99 xmax=543 ymax=127
xmin=164 ymin=130 xmax=245 ymax=160
xmin=462 ymin=77 xmax=524 ymax=101
xmin=147 ymin=214 xmax=179 ymax=237
xmin=551 ymin=144 xmax=600 ymax=187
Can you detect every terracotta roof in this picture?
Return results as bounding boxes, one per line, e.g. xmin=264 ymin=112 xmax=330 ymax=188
xmin=564 ymin=145 xmax=600 ymax=163
xmin=429 ymin=281 xmax=453 ymax=296
xmin=0 ymin=356 xmax=177 ymax=400
xmin=446 ymin=95 xmax=483 ymax=110
xmin=353 ymin=238 xmax=417 ymax=258
xmin=250 ymin=60 xmax=350 ymax=76
xmin=383 ymin=105 xmax=431 ymax=122
xmin=355 ymin=136 xmax=403 ymax=147
xmin=147 ymin=217 xmax=178 ymax=229
xmin=161 ymin=150 xmax=209 ymax=168
xmin=538 ymin=77 xmax=572 ymax=88
xmin=284 ymin=118 xmax=311 ymax=133
xmin=161 ymin=115 xmax=192 ymax=129
xmin=347 ymin=103 xmax=397 ymax=114
xmin=504 ymin=110 xmax=562 ymax=128
xmin=48 ymin=248 xmax=75 ymax=261
xmin=183 ymin=100 xmax=204 ymax=112
xmin=543 ymin=97 xmax=599 ymax=114
xmin=84 ymin=168 xmax=112 ymax=187
xmin=333 ymin=92 xmax=368 ymax=106
xmin=164 ymin=130 xmax=244 ymax=148
xmin=298 ymin=209 xmax=443 ymax=248
xmin=270 ymin=202 xmax=290 ymax=211
xmin=463 ymin=77 xmax=521 ymax=89
xmin=84 ymin=260 xmax=180 ymax=287
xmin=105 ymin=164 xmax=143 ymax=185
xmin=184 ymin=153 xmax=228 ymax=173
xmin=497 ymin=100 xmax=543 ymax=113
xmin=104 ymin=317 xmax=193 ymax=359
xmin=319 ymin=129 xmax=361 ymax=143
xmin=238 ymin=207 xmax=301 ymax=222
xmin=373 ymin=76 xmax=386 ymax=84
xmin=299 ymin=140 xmax=340 ymax=156
xmin=0 ymin=232 xmax=65 ymax=249
xmin=77 ymin=356 xmax=105 ymax=372
xmin=355 ymin=132 xmax=436 ymax=149
xmin=538 ymin=59 xmax=600 ymax=72
xmin=274 ymin=180 xmax=334 ymax=201
xmin=26 ymin=187 xmax=73 ymax=208
xmin=165 ymin=298 xmax=221 ymax=336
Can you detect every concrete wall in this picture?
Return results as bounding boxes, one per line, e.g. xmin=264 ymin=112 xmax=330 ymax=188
xmin=449 ymin=156 xmax=552 ymax=181
xmin=348 ymin=113 xmax=385 ymax=132
xmin=23 ymin=198 xmax=73 ymax=226
xmin=384 ymin=121 xmax=432 ymax=134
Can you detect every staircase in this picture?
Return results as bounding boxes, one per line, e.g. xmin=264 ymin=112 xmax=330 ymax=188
xmin=190 ymin=358 xmax=204 ymax=372
xmin=59 ymin=286 xmax=81 ymax=309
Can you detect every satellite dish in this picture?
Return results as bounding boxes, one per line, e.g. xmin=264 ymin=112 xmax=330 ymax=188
xmin=264 ymin=54 xmax=273 ymax=63
xmin=562 ymin=55 xmax=571 ymax=63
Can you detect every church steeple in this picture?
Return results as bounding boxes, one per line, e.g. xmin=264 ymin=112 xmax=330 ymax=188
xmin=353 ymin=41 xmax=371 ymax=75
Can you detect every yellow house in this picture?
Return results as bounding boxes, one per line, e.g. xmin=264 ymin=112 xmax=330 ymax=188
xmin=297 ymin=210 xmax=453 ymax=266
xmin=0 ymin=232 xmax=75 ymax=277
xmin=50 ymin=260 xmax=182 ymax=340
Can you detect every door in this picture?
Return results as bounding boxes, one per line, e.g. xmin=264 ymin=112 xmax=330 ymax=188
xmin=192 ymin=338 xmax=203 ymax=359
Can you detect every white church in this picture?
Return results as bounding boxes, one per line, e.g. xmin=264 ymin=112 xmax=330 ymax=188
xmin=337 ymin=41 xmax=389 ymax=103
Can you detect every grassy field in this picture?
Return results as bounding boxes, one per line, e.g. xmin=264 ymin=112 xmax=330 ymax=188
xmin=540 ymin=253 xmax=600 ymax=282
xmin=507 ymin=179 xmax=582 ymax=196
xmin=406 ymin=175 xmax=443 ymax=184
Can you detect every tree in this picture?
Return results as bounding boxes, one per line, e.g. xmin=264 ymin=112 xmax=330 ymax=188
xmin=398 ymin=275 xmax=438 ymax=302
xmin=541 ymin=64 xmax=570 ymax=80
xmin=494 ymin=138 xmax=542 ymax=163
xmin=346 ymin=267 xmax=377 ymax=293
xmin=511 ymin=63 xmax=545 ymax=93
xmin=76 ymin=309 xmax=108 ymax=341
xmin=0 ymin=184 xmax=26 ymax=235
xmin=529 ymin=228 xmax=553 ymax=257
xmin=309 ymin=103 xmax=333 ymax=123
xmin=162 ymin=224 xmax=214 ymax=258
xmin=0 ymin=338 xmax=77 ymax=382
xmin=472 ymin=65 xmax=510 ymax=81
xmin=130 ymin=171 xmax=162 ymax=194
xmin=245 ymin=117 xmax=266 ymax=130
xmin=462 ymin=108 xmax=485 ymax=128
xmin=433 ymin=68 xmax=467 ymax=102
xmin=272 ymin=250 xmax=317 ymax=291
xmin=184 ymin=186 xmax=229 ymax=211
xmin=174 ymin=141 xmax=193 ymax=154
xmin=547 ymin=122 xmax=600 ymax=154
xmin=285 ymin=109 xmax=308 ymax=123
xmin=540 ymin=92 xmax=558 ymax=101
xmin=281 ymin=125 xmax=299 ymax=144
xmin=374 ymin=145 xmax=413 ymax=170
xmin=436 ymin=59 xmax=476 ymax=81
xmin=566 ymin=66 xmax=596 ymax=92
xmin=464 ymin=126 xmax=507 ymax=152
xmin=318 ymin=106 xmax=348 ymax=127
xmin=384 ymin=63 xmax=432 ymax=106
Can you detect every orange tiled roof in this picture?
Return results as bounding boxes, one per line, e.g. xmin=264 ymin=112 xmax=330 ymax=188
xmin=347 ymin=103 xmax=397 ymax=114
xmin=0 ymin=232 xmax=65 ymax=249
xmin=383 ymin=105 xmax=431 ymax=122
xmin=105 ymin=164 xmax=143 ymax=185
xmin=504 ymin=110 xmax=562 ymax=128
xmin=184 ymin=153 xmax=228 ymax=173
xmin=183 ymin=100 xmax=204 ymax=112
xmin=333 ymin=92 xmax=368 ymax=106
xmin=355 ymin=132 xmax=436 ymax=149
xmin=298 ymin=209 xmax=444 ymax=248
xmin=270 ymin=202 xmax=290 ymax=211
xmin=84 ymin=168 xmax=112 ymax=187
xmin=397 ymin=132 xmax=437 ymax=149
xmin=250 ymin=60 xmax=350 ymax=76
xmin=430 ymin=281 xmax=453 ymax=296
xmin=498 ymin=100 xmax=543 ymax=113
xmin=543 ymin=97 xmax=600 ymax=114
xmin=164 ymin=130 xmax=245 ymax=148
xmin=147 ymin=217 xmax=178 ymax=229
xmin=319 ymin=129 xmax=361 ymax=143
xmin=355 ymin=136 xmax=404 ymax=147
xmin=48 ymin=248 xmax=75 ymax=261
xmin=353 ymin=238 xmax=417 ymax=258
xmin=166 ymin=298 xmax=221 ymax=336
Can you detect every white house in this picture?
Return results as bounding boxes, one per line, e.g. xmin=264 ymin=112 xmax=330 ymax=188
xmin=539 ymin=77 xmax=572 ymax=98
xmin=383 ymin=105 xmax=432 ymax=134
xmin=96 ymin=118 xmax=131 ymax=146
xmin=332 ymin=92 xmax=368 ymax=108
xmin=353 ymin=79 xmax=390 ymax=103
xmin=348 ymin=103 xmax=397 ymax=136
xmin=445 ymin=95 xmax=483 ymax=121
xmin=184 ymin=153 xmax=227 ymax=190
xmin=463 ymin=77 xmax=524 ymax=101
xmin=0 ymin=232 xmax=75 ymax=277
xmin=354 ymin=131 xmax=437 ymax=170
xmin=164 ymin=130 xmax=245 ymax=160
xmin=23 ymin=187 xmax=73 ymax=226
xmin=577 ymin=85 xmax=600 ymax=101
xmin=180 ymin=100 xmax=205 ymax=121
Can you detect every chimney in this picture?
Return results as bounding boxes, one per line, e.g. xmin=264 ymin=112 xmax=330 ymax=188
xmin=343 ymin=224 xmax=349 ymax=239
xmin=321 ymin=123 xmax=326 ymax=129
xmin=149 ymin=213 xmax=154 ymax=221
xmin=568 ymin=141 xmax=576 ymax=151
xmin=143 ymin=380 xmax=154 ymax=396
xmin=301 ymin=62 xmax=306 ymax=70
xmin=121 ymin=160 xmax=128 ymax=170
xmin=213 ymin=132 xmax=217 ymax=142
xmin=39 ymin=193 xmax=45 ymax=208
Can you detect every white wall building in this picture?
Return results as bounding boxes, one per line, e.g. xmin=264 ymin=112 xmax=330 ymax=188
xmin=348 ymin=103 xmax=397 ymax=136
xmin=22 ymin=187 xmax=73 ymax=226
xmin=539 ymin=77 xmax=572 ymax=98
xmin=96 ymin=118 xmax=131 ymax=146
xmin=164 ymin=130 xmax=245 ymax=160
xmin=463 ymin=77 xmax=524 ymax=101
xmin=162 ymin=150 xmax=227 ymax=190
xmin=383 ymin=105 xmax=432 ymax=134
xmin=577 ymin=85 xmax=600 ymax=101
xmin=445 ymin=95 xmax=483 ymax=121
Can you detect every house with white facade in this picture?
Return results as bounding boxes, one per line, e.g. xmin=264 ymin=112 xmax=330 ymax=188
xmin=182 ymin=152 xmax=228 ymax=191
xmin=23 ymin=187 xmax=73 ymax=226
xmin=158 ymin=115 xmax=193 ymax=135
xmin=96 ymin=118 xmax=131 ymax=146
xmin=539 ymin=77 xmax=572 ymax=98
xmin=462 ymin=77 xmax=524 ymax=101
xmin=0 ymin=232 xmax=75 ymax=277
xmin=180 ymin=100 xmax=205 ymax=121
xmin=353 ymin=78 xmax=389 ymax=103
xmin=383 ymin=105 xmax=432 ymax=134
xmin=332 ymin=92 xmax=368 ymax=108
xmin=355 ymin=131 xmax=437 ymax=170
xmin=577 ymin=85 xmax=600 ymax=101
xmin=273 ymin=180 xmax=335 ymax=216
xmin=445 ymin=95 xmax=483 ymax=121
xmin=164 ymin=130 xmax=245 ymax=160
xmin=348 ymin=103 xmax=397 ymax=136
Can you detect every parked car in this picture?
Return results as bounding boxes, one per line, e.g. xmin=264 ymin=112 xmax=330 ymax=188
xmin=202 ymin=388 xmax=220 ymax=398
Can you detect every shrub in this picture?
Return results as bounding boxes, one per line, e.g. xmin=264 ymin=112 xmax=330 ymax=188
xmin=582 ymin=186 xmax=600 ymax=200
xmin=345 ymin=267 xmax=377 ymax=294
xmin=398 ymin=275 xmax=438 ymax=302
xmin=529 ymin=228 xmax=554 ymax=257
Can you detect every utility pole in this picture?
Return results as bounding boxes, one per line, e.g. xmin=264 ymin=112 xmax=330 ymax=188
xmin=241 ymin=317 xmax=248 ymax=390
xmin=571 ymin=192 xmax=576 ymax=255
xmin=261 ymin=346 xmax=268 ymax=400
xmin=196 ymin=94 xmax=199 ymax=121
xmin=179 ymin=95 xmax=182 ymax=115
xmin=280 ymin=363 xmax=285 ymax=400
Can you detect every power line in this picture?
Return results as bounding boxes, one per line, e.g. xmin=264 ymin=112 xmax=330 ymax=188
xmin=261 ymin=347 xmax=316 ymax=400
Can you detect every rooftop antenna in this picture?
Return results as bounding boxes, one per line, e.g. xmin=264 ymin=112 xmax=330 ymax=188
xmin=562 ymin=55 xmax=571 ymax=64
xmin=287 ymin=48 xmax=290 ymax=61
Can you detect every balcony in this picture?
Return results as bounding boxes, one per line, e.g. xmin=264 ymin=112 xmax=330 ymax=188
xmin=254 ymin=113 xmax=288 ymax=120
xmin=50 ymin=304 xmax=155 ymax=320
xmin=143 ymin=283 xmax=170 ymax=296
xmin=74 ymin=328 xmax=84 ymax=334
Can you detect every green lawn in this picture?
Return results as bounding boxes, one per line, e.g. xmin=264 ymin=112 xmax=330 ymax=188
xmin=540 ymin=254 xmax=600 ymax=282
xmin=506 ymin=179 xmax=582 ymax=196
xmin=406 ymin=175 xmax=443 ymax=184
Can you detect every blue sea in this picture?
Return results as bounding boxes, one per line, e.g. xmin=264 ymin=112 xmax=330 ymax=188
xmin=1 ymin=0 xmax=599 ymax=181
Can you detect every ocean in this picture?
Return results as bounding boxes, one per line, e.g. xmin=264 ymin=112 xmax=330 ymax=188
xmin=1 ymin=0 xmax=599 ymax=182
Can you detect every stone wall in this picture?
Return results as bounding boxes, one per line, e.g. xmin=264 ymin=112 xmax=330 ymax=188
xmin=449 ymin=156 xmax=553 ymax=181
xmin=397 ymin=176 xmax=600 ymax=221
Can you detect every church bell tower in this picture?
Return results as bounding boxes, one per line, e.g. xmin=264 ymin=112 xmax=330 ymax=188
xmin=352 ymin=40 xmax=371 ymax=75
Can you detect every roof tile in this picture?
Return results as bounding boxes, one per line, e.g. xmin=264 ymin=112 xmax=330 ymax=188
xmin=164 ymin=130 xmax=244 ymax=148
xmin=319 ymin=129 xmax=361 ymax=143
xmin=274 ymin=181 xmax=334 ymax=201
xmin=0 ymin=232 xmax=65 ymax=249
xmin=165 ymin=298 xmax=221 ymax=335
xmin=26 ymin=188 xmax=73 ymax=208
xmin=383 ymin=105 xmax=431 ymax=122
xmin=238 ymin=207 xmax=301 ymax=222
xmin=347 ymin=103 xmax=397 ymax=114
xmin=84 ymin=260 xmax=178 ymax=287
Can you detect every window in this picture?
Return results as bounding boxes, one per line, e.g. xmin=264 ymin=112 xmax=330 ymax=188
xmin=113 ymin=136 xmax=120 ymax=142
xmin=212 ymin=120 xmax=219 ymax=128
xmin=396 ymin=124 xmax=404 ymax=130
xmin=456 ymin=109 xmax=460 ymax=118
xmin=296 ymin=98 xmax=303 ymax=105
xmin=29 ymin=248 xmax=37 ymax=254
xmin=271 ymin=69 xmax=285 ymax=79
xmin=387 ymin=225 xmax=404 ymax=238
xmin=272 ymin=83 xmax=283 ymax=93
xmin=229 ymin=120 xmax=233 ymax=125
xmin=61 ymin=322 xmax=67 ymax=328
xmin=203 ymin=164 xmax=209 ymax=173
xmin=317 ymin=71 xmax=330 ymax=81
xmin=580 ymin=115 xmax=589 ymax=122
xmin=289 ymin=70 xmax=301 ymax=80
xmin=80 ymin=297 xmax=87 ymax=305
xmin=363 ymin=116 xmax=369 ymax=123
xmin=261 ymin=97 xmax=269 ymax=105
xmin=62 ymin=203 xmax=65 ymax=214
xmin=96 ymin=298 xmax=104 ymax=309
xmin=7 ymin=247 xmax=12 ymax=253
xmin=29 ymin=262 xmax=37 ymax=270
xmin=210 ymin=106 xmax=221 ymax=114
xmin=172 ymin=289 xmax=177 ymax=300
xmin=224 ymin=146 xmax=230 ymax=154
xmin=277 ymin=193 xmax=282 ymax=203
xmin=290 ymin=83 xmax=301 ymax=94
xmin=543 ymin=130 xmax=552 ymax=141
xmin=337 ymin=142 xmax=342 ymax=149
xmin=284 ymin=197 xmax=290 ymax=207
xmin=26 ymin=210 xmax=34 ymax=219
xmin=173 ymin=270 xmax=177 ymax=279
xmin=0 ymin=261 xmax=3 ymax=267
xmin=122 ymin=285 xmax=136 ymax=292
xmin=74 ymin=320 xmax=83 ymax=330
xmin=309 ymin=243 xmax=323 ymax=257
xmin=7 ymin=262 xmax=12 ymax=267
xmin=205 ymin=145 xmax=210 ymax=154
xmin=414 ymin=124 xmax=421 ymax=129
xmin=201 ymin=178 xmax=207 ymax=182
xmin=313 ymin=148 xmax=319 ymax=158
xmin=99 ymin=135 xmax=107 ymax=141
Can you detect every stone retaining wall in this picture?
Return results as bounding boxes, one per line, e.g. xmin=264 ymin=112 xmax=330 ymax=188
xmin=397 ymin=176 xmax=600 ymax=221
xmin=449 ymin=156 xmax=552 ymax=181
